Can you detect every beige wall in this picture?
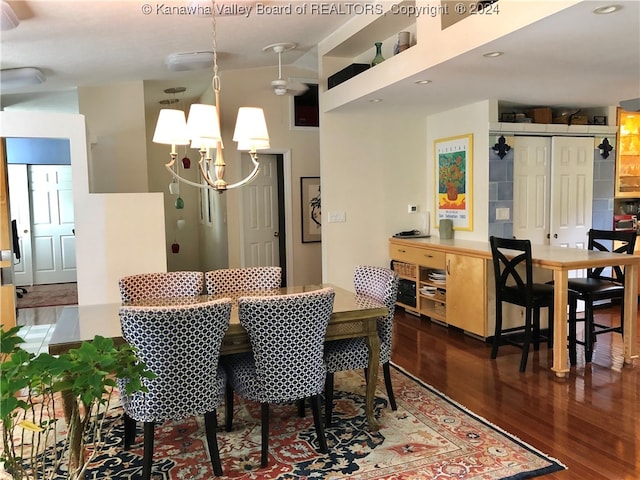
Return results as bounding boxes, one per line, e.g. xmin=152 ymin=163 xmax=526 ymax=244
xmin=78 ymin=82 xmax=149 ymax=193
xmin=321 ymin=111 xmax=428 ymax=289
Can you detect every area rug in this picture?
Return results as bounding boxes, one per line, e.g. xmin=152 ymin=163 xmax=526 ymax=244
xmin=73 ymin=366 xmax=565 ymax=479
xmin=15 ymin=282 xmax=78 ymax=309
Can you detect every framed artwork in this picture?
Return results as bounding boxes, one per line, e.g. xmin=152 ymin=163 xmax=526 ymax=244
xmin=301 ymin=176 xmax=321 ymax=243
xmin=435 ymin=134 xmax=473 ymax=231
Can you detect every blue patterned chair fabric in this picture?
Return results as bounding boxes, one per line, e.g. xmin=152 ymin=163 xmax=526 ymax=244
xmin=223 ymin=287 xmax=335 ymax=468
xmin=323 ymin=265 xmax=399 ymax=426
xmin=205 ymin=267 xmax=282 ymax=295
xmin=118 ymin=271 xmax=205 ymax=302
xmin=118 ymin=299 xmax=232 ymax=478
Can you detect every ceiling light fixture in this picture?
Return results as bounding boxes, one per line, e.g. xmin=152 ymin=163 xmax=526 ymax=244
xmin=0 ymin=67 xmax=45 ymax=90
xmin=415 ymin=80 xmax=432 ymax=85
xmin=153 ymin=1 xmax=269 ymax=192
xmin=0 ymin=1 xmax=19 ymax=31
xmin=483 ymin=51 xmax=503 ymax=58
xmin=592 ymin=4 xmax=622 ymax=14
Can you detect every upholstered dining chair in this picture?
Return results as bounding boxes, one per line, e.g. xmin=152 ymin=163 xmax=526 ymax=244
xmin=118 ymin=271 xmax=205 ymax=302
xmin=223 ymin=287 xmax=335 ymax=468
xmin=205 ymin=266 xmax=282 ymax=294
xmin=489 ymin=236 xmax=554 ymax=372
xmin=323 ymin=265 xmax=399 ymax=427
xmin=118 ymin=299 xmax=232 ymax=479
xmin=567 ymin=229 xmax=636 ymax=364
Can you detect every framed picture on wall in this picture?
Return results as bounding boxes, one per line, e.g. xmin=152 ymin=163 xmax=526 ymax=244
xmin=301 ymin=177 xmax=321 ymax=243
xmin=435 ymin=134 xmax=473 ymax=231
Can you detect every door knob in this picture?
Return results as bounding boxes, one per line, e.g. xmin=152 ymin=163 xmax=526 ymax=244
xmin=273 ymin=232 xmax=279 ymax=237
xmin=554 ymin=234 xmax=558 ymax=238
xmin=23 ymin=229 xmax=29 ymax=234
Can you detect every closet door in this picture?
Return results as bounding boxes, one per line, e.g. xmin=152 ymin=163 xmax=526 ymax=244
xmin=550 ymin=137 xmax=593 ymax=249
xmin=513 ymin=137 xmax=551 ymax=244
xmin=513 ymin=136 xmax=593 ymax=249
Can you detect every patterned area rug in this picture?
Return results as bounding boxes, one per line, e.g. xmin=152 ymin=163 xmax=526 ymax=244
xmin=77 ymin=366 xmax=565 ymax=479
xmin=15 ymin=283 xmax=78 ymax=309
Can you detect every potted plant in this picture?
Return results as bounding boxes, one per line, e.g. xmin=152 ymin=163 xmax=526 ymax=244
xmin=0 ymin=325 xmax=154 ymax=479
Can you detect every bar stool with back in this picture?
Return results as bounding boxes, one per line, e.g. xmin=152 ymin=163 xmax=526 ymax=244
xmin=567 ymin=229 xmax=637 ymax=364
xmin=489 ymin=236 xmax=555 ymax=372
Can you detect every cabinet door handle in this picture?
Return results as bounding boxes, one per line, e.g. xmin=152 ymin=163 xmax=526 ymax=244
xmin=446 ymin=259 xmax=451 ymax=275
xmin=423 ymin=254 xmax=433 ymax=258
xmin=398 ymin=249 xmax=406 ymax=253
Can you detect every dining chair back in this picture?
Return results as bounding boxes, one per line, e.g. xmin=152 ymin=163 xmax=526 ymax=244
xmin=118 ymin=271 xmax=205 ymax=302
xmin=323 ymin=265 xmax=399 ymax=426
xmin=490 ymin=236 xmax=554 ymax=372
xmin=205 ymin=267 xmax=282 ymax=294
xmin=567 ymin=229 xmax=636 ymax=364
xmin=223 ymin=287 xmax=335 ymax=468
xmin=118 ymin=299 xmax=232 ymax=478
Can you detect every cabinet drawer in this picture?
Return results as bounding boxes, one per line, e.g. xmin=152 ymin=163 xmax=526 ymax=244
xmin=414 ymin=249 xmax=445 ymax=269
xmin=389 ymin=244 xmax=421 ymax=264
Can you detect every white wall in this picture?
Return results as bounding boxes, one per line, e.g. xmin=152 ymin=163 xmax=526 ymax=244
xmin=0 ymin=110 xmax=167 ymax=305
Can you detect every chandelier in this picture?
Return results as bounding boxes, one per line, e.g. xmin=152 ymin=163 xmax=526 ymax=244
xmin=152 ymin=2 xmax=270 ymax=192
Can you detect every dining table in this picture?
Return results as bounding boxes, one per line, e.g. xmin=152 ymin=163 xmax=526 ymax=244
xmin=48 ymin=284 xmax=388 ymax=431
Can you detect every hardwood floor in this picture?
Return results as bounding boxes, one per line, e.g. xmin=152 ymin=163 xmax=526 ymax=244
xmin=391 ymin=306 xmax=640 ymax=480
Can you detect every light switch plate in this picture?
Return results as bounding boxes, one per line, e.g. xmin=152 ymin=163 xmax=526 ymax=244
xmin=496 ymin=207 xmax=510 ymax=220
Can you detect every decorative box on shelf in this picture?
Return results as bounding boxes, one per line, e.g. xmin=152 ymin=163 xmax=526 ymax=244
xmin=527 ymin=108 xmax=552 ymax=124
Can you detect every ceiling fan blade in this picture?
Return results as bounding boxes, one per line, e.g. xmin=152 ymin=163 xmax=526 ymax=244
xmin=288 ymin=81 xmax=309 ymax=96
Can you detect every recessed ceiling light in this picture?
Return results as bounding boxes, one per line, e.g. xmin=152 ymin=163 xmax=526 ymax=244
xmin=415 ymin=80 xmax=432 ymax=85
xmin=369 ymin=99 xmax=383 ymax=103
xmin=483 ymin=51 xmax=503 ymax=58
xmin=593 ymin=4 xmax=622 ymax=14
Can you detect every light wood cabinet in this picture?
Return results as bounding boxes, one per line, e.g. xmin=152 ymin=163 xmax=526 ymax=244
xmin=615 ymin=108 xmax=640 ymax=197
xmin=389 ymin=238 xmax=487 ymax=337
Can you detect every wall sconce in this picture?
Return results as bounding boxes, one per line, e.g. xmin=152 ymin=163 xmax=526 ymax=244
xmin=598 ymin=138 xmax=613 ymax=159
xmin=492 ymin=135 xmax=511 ymax=159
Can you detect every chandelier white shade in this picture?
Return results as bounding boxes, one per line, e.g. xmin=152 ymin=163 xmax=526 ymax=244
xmin=152 ymin=109 xmax=190 ymax=149
xmin=233 ymin=107 xmax=270 ymax=152
xmin=153 ymin=1 xmax=270 ymax=192
xmin=186 ymin=104 xmax=221 ymax=149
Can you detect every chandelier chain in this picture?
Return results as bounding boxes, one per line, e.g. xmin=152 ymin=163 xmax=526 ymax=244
xmin=211 ymin=0 xmax=220 ymax=93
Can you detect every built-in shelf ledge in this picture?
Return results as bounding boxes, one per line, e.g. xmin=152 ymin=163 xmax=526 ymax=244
xmin=489 ymin=122 xmax=616 ymax=136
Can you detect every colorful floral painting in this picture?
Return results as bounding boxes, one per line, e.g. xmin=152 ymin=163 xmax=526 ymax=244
xmin=435 ymin=134 xmax=473 ymax=231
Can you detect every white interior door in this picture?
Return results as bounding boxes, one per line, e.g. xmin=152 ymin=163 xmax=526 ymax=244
xmin=549 ymin=137 xmax=593 ymax=249
xmin=8 ymin=164 xmax=33 ymax=286
xmin=241 ymin=154 xmax=280 ymax=267
xmin=513 ymin=136 xmax=593 ymax=249
xmin=30 ymin=165 xmax=77 ymax=284
xmin=513 ymin=137 xmax=551 ymax=244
